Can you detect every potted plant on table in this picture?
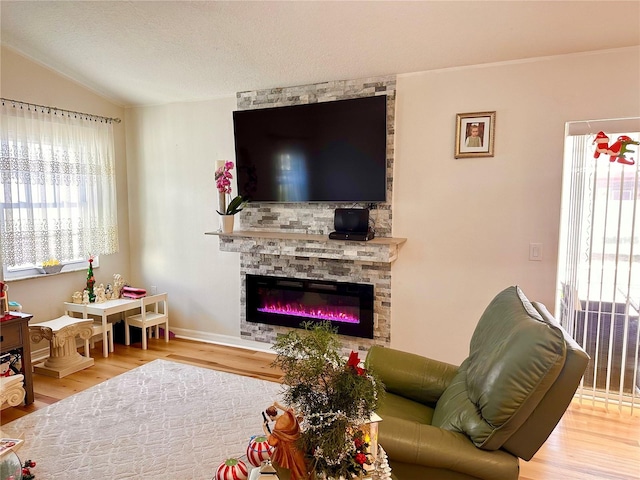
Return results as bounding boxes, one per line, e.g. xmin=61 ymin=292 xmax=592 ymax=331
xmin=271 ymin=322 xmax=384 ymax=480
xmin=215 ymin=161 xmax=248 ymax=233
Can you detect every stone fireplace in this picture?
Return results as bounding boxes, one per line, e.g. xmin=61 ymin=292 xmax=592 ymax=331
xmin=207 ymin=75 xmax=402 ymax=353
xmin=211 ymin=230 xmax=404 ymax=352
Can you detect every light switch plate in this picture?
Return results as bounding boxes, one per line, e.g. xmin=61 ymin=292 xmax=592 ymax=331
xmin=529 ymin=243 xmax=543 ymax=261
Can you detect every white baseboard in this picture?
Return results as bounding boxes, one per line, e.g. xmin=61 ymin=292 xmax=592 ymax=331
xmin=31 ymin=346 xmax=50 ymax=364
xmin=29 ymin=328 xmax=275 ymax=365
xmin=169 ymin=327 xmax=276 ymax=354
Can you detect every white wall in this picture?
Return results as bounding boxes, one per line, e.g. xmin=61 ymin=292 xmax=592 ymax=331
xmin=391 ymin=47 xmax=640 ymax=364
xmin=5 ymin=44 xmax=639 ymax=363
xmin=0 ymin=46 xmax=130 ymax=323
xmin=125 ymin=99 xmax=243 ymax=339
xmin=124 ymin=48 xmax=640 ymax=361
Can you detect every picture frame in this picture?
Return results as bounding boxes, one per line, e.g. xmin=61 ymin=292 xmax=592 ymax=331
xmin=455 ymin=111 xmax=496 ymax=158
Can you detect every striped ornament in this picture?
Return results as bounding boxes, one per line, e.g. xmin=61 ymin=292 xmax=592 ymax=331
xmin=215 ymin=458 xmax=249 ymax=480
xmin=246 ymin=435 xmax=274 ymax=467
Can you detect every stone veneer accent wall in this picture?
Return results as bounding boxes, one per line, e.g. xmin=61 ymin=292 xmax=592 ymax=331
xmin=235 ymin=76 xmax=396 ymax=352
xmin=240 ymin=257 xmax=391 ymax=353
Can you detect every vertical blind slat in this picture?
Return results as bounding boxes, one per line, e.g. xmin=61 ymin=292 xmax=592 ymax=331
xmin=560 ymin=126 xmax=640 ymax=410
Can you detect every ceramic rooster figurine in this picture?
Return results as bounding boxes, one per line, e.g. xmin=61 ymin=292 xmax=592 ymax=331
xmin=593 ymin=131 xmax=640 ymax=165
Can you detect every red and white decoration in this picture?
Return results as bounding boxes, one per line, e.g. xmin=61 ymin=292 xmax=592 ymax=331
xmin=215 ymin=458 xmax=249 ymax=480
xmin=246 ymin=435 xmax=274 ymax=467
xmin=593 ymin=131 xmax=639 ymax=165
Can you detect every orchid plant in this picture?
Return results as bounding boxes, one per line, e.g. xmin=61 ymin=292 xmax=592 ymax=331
xmin=215 ymin=161 xmax=248 ymax=215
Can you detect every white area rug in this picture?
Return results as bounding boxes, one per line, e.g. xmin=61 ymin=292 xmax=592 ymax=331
xmin=2 ymin=359 xmax=283 ymax=479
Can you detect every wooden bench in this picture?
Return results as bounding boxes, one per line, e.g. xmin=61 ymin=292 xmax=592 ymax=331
xmin=29 ymin=315 xmax=95 ymax=378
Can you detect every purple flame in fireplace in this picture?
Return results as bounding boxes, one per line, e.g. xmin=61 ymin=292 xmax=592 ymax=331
xmin=257 ymin=302 xmax=360 ymax=324
xmin=247 ymin=274 xmax=374 ymax=338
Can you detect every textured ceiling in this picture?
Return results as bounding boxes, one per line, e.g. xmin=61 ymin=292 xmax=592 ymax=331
xmin=1 ymin=1 xmax=639 ymax=107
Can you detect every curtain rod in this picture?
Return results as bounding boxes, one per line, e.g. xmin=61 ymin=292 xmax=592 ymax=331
xmin=1 ymin=97 xmax=122 ymax=124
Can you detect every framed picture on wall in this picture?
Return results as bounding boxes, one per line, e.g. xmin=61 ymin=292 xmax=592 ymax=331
xmin=455 ymin=111 xmax=496 ymax=158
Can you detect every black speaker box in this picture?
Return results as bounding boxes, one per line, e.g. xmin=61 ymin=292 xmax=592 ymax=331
xmin=328 ymin=230 xmax=375 ymax=241
xmin=334 ymin=208 xmax=369 ymax=234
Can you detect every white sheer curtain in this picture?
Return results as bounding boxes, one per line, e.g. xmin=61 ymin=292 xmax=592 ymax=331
xmin=0 ymin=100 xmax=118 ymax=269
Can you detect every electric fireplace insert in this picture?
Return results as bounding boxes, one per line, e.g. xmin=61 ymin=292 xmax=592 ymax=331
xmin=246 ymin=274 xmax=374 ymax=339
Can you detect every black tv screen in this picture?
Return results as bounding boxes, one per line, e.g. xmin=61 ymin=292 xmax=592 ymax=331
xmin=233 ymin=95 xmax=387 ymax=203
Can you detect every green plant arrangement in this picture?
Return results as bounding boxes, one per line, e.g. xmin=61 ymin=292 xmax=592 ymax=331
xmin=272 ymin=322 xmax=384 ymax=479
xmin=219 ymin=194 xmax=248 ymax=216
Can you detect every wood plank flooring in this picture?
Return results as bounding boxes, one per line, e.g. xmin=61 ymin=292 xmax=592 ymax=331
xmin=1 ymin=338 xmax=638 ymax=479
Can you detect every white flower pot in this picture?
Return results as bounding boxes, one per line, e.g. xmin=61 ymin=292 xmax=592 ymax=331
xmin=221 ymin=214 xmax=235 ymax=234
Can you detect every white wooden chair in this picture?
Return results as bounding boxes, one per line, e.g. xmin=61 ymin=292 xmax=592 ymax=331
xmin=0 ymin=281 xmax=8 ymax=313
xmin=87 ymin=321 xmax=114 ymax=355
xmin=124 ymin=293 xmax=169 ymax=350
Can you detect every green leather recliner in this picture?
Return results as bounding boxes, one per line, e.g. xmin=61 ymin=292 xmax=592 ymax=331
xmin=365 ymin=286 xmax=589 ymax=480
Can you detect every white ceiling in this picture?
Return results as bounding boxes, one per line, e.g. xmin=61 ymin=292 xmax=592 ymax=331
xmin=1 ymin=1 xmax=639 ymax=107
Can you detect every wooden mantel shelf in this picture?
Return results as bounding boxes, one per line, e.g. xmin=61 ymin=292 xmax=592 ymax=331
xmin=205 ymin=230 xmax=407 ymax=263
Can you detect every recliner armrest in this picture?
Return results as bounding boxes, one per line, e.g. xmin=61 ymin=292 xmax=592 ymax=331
xmin=381 ymin=416 xmax=519 ymax=480
xmin=365 ymin=345 xmax=459 ymax=406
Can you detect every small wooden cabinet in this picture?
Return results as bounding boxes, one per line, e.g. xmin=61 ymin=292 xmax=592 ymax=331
xmin=0 ymin=313 xmax=34 ymax=405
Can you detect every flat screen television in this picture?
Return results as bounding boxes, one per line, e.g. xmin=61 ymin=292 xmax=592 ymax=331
xmin=233 ymin=95 xmax=387 ymax=203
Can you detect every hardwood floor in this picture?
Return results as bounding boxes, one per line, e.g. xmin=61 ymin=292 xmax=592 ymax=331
xmin=1 ymin=338 xmax=638 ymax=479
xmin=0 ymin=338 xmax=282 ymax=425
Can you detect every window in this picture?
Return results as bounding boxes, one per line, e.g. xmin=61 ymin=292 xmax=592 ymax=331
xmin=557 ymin=118 xmax=640 ymax=409
xmin=0 ymin=99 xmax=119 ymax=279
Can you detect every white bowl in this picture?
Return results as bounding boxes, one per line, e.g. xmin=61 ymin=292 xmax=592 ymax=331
xmin=41 ymin=264 xmax=64 ymax=274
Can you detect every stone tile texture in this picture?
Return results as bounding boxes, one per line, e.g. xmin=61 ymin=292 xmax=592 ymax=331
xmin=234 ymin=76 xmax=397 ymax=350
